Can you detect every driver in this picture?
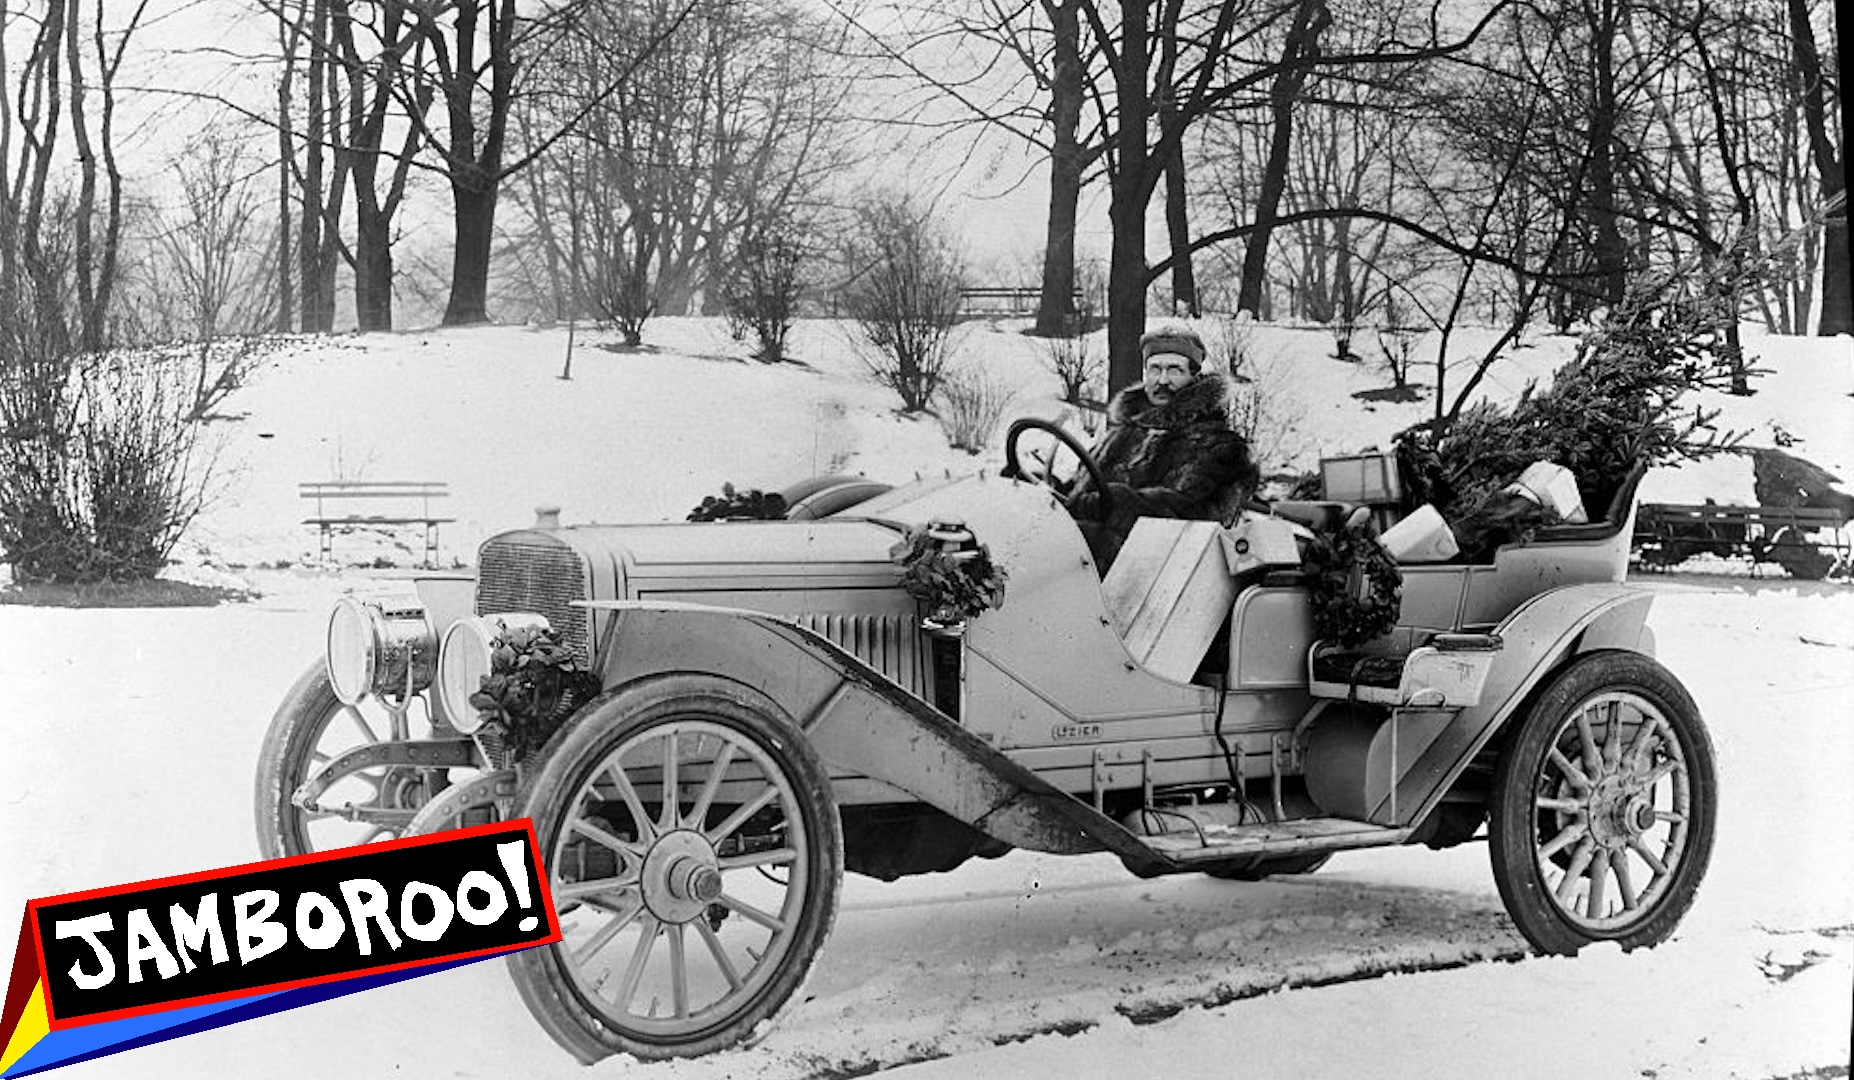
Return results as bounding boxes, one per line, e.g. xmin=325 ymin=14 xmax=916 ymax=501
xmin=1066 ymin=323 xmax=1257 ymax=571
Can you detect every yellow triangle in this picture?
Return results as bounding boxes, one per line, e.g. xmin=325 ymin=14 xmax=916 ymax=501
xmin=0 ymin=980 xmax=49 ymax=1074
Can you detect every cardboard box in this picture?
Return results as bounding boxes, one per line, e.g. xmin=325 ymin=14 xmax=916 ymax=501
xmin=1321 ymin=453 xmax=1402 ymax=505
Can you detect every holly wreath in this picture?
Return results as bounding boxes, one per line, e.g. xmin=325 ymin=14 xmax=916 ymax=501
xmin=1302 ymin=517 xmax=1403 ymax=647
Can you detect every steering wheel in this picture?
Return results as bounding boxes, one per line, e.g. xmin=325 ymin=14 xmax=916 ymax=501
xmin=1002 ymin=416 xmax=1114 ymax=520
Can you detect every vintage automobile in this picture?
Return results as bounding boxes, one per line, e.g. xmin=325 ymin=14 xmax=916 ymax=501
xmin=254 ymin=419 xmax=1716 ymax=1063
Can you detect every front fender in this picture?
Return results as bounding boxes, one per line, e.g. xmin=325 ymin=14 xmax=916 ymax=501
xmin=579 ymin=601 xmax=1162 ymax=869
xmin=1390 ymin=582 xmax=1656 ymax=828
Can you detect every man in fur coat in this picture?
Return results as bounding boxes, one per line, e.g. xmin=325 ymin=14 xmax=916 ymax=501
xmin=1066 ymin=324 xmax=1258 ymax=571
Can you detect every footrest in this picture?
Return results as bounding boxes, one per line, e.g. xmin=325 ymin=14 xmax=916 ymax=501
xmin=1145 ymin=817 xmax=1407 ymax=863
xmin=1308 ymin=636 xmax=1500 ymax=707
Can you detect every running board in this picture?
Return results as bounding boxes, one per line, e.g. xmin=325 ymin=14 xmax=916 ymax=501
xmin=1144 ymin=817 xmax=1409 ymax=864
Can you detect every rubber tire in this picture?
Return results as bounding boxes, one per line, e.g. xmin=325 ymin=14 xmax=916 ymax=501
xmin=506 ymin=674 xmax=843 ymax=1063
xmin=1488 ymin=651 xmax=1717 ymax=955
xmin=253 ymin=660 xmax=346 ymax=859
xmin=1203 ymin=852 xmax=1332 ymax=881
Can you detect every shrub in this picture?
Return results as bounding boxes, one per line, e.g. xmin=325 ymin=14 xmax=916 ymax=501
xmin=603 ymin=263 xmax=654 ymax=348
xmin=1207 ymin=312 xmax=1257 ymax=381
xmin=840 ymin=195 xmax=965 ymax=413
xmin=1375 ymin=325 xmax=1422 ymax=391
xmin=938 ymin=363 xmax=1016 ymax=454
xmin=723 ymin=218 xmax=807 ymax=363
xmin=0 ymin=318 xmax=216 ymax=584
xmin=1040 ymin=330 xmax=1101 ymax=406
xmin=1224 ymin=355 xmax=1308 ymax=484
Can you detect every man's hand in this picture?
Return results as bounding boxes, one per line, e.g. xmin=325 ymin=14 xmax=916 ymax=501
xmin=1068 ymin=482 xmax=1138 ymax=520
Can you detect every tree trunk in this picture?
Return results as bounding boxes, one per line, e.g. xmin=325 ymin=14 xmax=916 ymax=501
xmin=1105 ymin=0 xmax=1150 ymax=395
xmin=1236 ymin=0 xmax=1327 ymax=317
xmin=354 ymin=210 xmax=393 ymax=331
xmin=64 ymin=0 xmax=103 ymax=352
xmin=1163 ymin=102 xmax=1196 ymax=318
xmin=299 ymin=0 xmax=329 ymax=332
xmin=1034 ymin=0 xmax=1084 ymax=337
xmin=1788 ymin=0 xmax=1848 ymax=334
xmin=276 ymin=97 xmax=294 ymax=333
xmin=1587 ymin=0 xmax=1628 ymax=307
xmin=444 ymin=169 xmax=497 ymax=325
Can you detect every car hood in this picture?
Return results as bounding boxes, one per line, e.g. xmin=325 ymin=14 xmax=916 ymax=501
xmin=480 ymin=518 xmax=910 ymax=597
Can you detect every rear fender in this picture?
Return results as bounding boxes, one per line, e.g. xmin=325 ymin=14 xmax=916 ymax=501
xmin=1389 ymin=582 xmax=1656 ymax=828
xmin=580 ymin=601 xmax=1163 ymax=868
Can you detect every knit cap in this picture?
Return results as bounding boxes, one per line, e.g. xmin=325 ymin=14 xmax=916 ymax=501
xmin=1139 ymin=324 xmax=1206 ymax=371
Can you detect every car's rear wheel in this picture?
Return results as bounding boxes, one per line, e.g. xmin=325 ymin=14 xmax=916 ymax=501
xmin=1489 ymin=651 xmax=1716 ymax=954
xmin=507 ymin=674 xmax=842 ymax=1062
xmin=254 ymin=660 xmax=453 ymax=858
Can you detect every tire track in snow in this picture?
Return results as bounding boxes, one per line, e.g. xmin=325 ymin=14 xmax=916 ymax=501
xmin=645 ymin=864 xmax=1529 ymax=1080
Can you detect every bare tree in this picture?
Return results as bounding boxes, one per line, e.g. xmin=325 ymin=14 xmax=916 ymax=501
xmin=0 ymin=1 xmax=218 ymax=584
xmin=138 ymin=130 xmax=281 ymax=419
xmin=1785 ymin=0 xmax=1846 ymax=334
xmin=511 ymin=0 xmax=849 ymax=343
xmin=836 ymin=0 xmax=1109 ymax=337
xmin=841 ymin=194 xmax=967 ymax=413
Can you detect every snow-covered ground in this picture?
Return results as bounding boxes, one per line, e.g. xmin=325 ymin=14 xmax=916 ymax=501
xmin=2 ymin=318 xmax=1851 ymax=1079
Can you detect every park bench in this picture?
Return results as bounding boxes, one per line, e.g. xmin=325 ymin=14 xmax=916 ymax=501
xmin=1632 ymin=501 xmax=1850 ymax=579
xmin=300 ymin=480 xmax=455 ymax=568
xmin=956 ymin=286 xmax=1084 ymax=318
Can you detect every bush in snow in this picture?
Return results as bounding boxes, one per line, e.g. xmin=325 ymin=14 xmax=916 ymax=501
xmin=723 ymin=217 xmax=807 ymax=363
xmin=0 ymin=304 xmax=217 ymax=583
xmin=937 ymin=362 xmax=1017 ymax=455
xmin=1207 ymin=312 xmax=1256 ymax=382
xmin=1040 ymin=329 xmax=1101 ymax=406
xmin=840 ymin=195 xmax=966 ymax=413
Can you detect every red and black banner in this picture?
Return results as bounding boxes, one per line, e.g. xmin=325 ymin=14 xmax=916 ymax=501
xmin=3 ymin=821 xmax=558 ymax=1076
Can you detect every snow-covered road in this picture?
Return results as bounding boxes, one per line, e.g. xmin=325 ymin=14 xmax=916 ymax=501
xmin=2 ymin=577 xmax=1849 ymax=1079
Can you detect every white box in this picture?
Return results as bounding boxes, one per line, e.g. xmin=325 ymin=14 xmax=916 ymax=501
xmin=1381 ymin=503 xmax=1459 ymax=563
xmin=1102 ymin=519 xmax=1238 ymax=683
xmin=1506 ymin=461 xmax=1587 ymax=524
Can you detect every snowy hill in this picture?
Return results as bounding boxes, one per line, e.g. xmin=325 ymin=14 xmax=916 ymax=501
xmin=181 ymin=317 xmax=1854 ymax=576
xmin=0 ymin=318 xmax=1849 ymax=1079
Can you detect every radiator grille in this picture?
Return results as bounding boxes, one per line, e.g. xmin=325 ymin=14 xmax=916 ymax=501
xmin=476 ymin=536 xmax=592 ymax=659
xmin=796 ymin=613 xmax=932 ymax=698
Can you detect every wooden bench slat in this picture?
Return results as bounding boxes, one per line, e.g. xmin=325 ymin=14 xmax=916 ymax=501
xmin=304 ymin=517 xmax=458 ymax=525
xmin=299 ymin=479 xmax=452 ymax=567
xmin=301 ymin=483 xmax=448 ymax=494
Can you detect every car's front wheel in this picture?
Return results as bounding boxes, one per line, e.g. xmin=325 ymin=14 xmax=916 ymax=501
xmin=507 ymin=674 xmax=843 ymax=1062
xmin=254 ymin=660 xmax=453 ymax=858
xmin=1489 ymin=651 xmax=1717 ymax=954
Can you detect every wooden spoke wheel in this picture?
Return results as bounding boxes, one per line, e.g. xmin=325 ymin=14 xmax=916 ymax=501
xmin=508 ymin=675 xmax=842 ymax=1062
xmin=1490 ymin=652 xmax=1717 ymax=954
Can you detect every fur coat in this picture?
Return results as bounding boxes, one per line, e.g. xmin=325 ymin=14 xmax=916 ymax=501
xmin=1068 ymin=375 xmax=1257 ymax=567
